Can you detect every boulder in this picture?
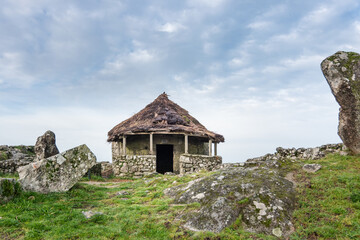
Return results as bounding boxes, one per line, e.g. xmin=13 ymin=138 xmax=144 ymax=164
xmin=302 ymin=164 xmax=322 ymax=173
xmin=18 ymin=144 xmax=96 ymax=193
xmin=321 ymin=51 xmax=360 ymax=154
xmin=164 ymin=165 xmax=295 ymax=237
xmin=35 ymin=130 xmax=59 ymax=160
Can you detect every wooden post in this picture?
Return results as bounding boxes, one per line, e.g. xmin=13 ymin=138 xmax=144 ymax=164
xmin=123 ymin=136 xmax=127 ymax=155
xmin=150 ymin=133 xmax=153 ymax=155
xmin=214 ymin=142 xmax=217 ymax=156
xmin=184 ymin=134 xmax=188 ymax=154
xmin=209 ymin=139 xmax=212 ymax=156
xmin=117 ymin=142 xmax=121 ymax=155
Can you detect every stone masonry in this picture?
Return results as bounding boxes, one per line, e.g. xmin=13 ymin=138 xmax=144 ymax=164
xmin=179 ymin=154 xmax=222 ymax=174
xmin=113 ymin=155 xmax=156 ymax=177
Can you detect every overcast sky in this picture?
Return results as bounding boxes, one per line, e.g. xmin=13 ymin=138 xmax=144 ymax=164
xmin=1 ymin=0 xmax=359 ymax=162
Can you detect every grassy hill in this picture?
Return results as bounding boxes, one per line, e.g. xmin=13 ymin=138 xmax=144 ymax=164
xmin=0 ymin=154 xmax=359 ymax=239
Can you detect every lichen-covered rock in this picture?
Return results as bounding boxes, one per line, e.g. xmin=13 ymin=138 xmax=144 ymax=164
xmin=0 ymin=178 xmax=22 ymax=204
xmin=321 ymin=51 xmax=360 ymax=154
xmin=303 ymin=164 xmax=322 ymax=173
xmin=35 ymin=130 xmax=59 ymax=160
xmin=164 ymin=165 xmax=295 ymax=237
xmin=0 ymin=145 xmax=35 ymax=174
xmin=18 ymin=144 xmax=96 ymax=193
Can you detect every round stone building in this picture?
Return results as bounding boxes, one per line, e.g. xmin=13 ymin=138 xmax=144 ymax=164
xmin=108 ymin=93 xmax=224 ymax=176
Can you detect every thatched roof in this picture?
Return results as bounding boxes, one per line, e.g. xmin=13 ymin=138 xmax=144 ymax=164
xmin=107 ymin=93 xmax=224 ymax=142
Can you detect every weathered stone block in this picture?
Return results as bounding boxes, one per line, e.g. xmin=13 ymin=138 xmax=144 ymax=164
xmin=18 ymin=144 xmax=96 ymax=193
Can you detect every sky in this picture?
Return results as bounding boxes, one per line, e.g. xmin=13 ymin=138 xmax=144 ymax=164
xmin=0 ymin=0 xmax=360 ymax=163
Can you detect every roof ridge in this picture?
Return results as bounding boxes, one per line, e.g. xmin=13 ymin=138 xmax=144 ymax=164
xmin=107 ymin=93 xmax=224 ymax=142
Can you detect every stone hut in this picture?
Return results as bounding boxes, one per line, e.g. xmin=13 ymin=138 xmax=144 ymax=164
xmin=108 ymin=93 xmax=224 ymax=177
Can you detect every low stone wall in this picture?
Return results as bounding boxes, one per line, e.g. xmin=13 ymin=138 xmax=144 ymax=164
xmin=219 ymin=143 xmax=347 ymax=170
xmin=86 ymin=162 xmax=114 ymax=178
xmin=113 ymin=155 xmax=156 ymax=177
xmin=101 ymin=162 xmax=114 ymax=178
xmin=245 ymin=143 xmax=346 ymax=165
xmin=0 ymin=145 xmax=35 ymax=174
xmin=0 ymin=178 xmax=22 ymax=203
xmin=179 ymin=154 xmax=222 ymax=174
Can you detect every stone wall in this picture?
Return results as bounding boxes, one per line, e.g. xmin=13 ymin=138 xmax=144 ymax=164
xmin=246 ymin=143 xmax=346 ymax=164
xmin=101 ymin=162 xmax=114 ymax=178
xmin=113 ymin=155 xmax=156 ymax=177
xmin=179 ymin=154 xmax=222 ymax=174
xmin=220 ymin=144 xmax=347 ymax=170
xmin=112 ymin=134 xmax=209 ymax=174
xmin=86 ymin=161 xmax=115 ymax=178
xmin=0 ymin=178 xmax=22 ymax=203
xmin=0 ymin=145 xmax=35 ymax=174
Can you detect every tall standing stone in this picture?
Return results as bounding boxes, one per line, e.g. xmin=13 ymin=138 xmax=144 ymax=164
xmin=35 ymin=130 xmax=59 ymax=160
xmin=321 ymin=51 xmax=360 ymax=154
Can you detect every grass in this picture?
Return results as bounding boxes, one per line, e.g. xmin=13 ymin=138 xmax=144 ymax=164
xmin=0 ymin=155 xmax=359 ymax=239
xmin=291 ymin=154 xmax=360 ymax=239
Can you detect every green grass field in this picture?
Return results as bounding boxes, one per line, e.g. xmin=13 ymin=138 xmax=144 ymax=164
xmin=0 ymin=154 xmax=359 ymax=239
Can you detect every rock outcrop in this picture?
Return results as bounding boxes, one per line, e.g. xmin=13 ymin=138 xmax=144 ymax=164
xmin=0 ymin=145 xmax=35 ymax=174
xmin=0 ymin=178 xmax=22 ymax=203
xmin=165 ymin=143 xmax=344 ymax=237
xmin=18 ymin=144 xmax=96 ymax=193
xmin=165 ymin=161 xmax=296 ymax=237
xmin=34 ymin=130 xmax=59 ymax=160
xmin=321 ymin=51 xmax=360 ymax=154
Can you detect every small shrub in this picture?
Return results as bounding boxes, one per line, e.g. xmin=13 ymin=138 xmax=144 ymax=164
xmin=238 ymin=198 xmax=250 ymax=206
xmin=350 ymin=191 xmax=360 ymax=203
xmin=0 ymin=152 xmax=9 ymax=161
xmin=1 ymin=179 xmax=14 ymax=197
xmin=14 ymin=181 xmax=22 ymax=196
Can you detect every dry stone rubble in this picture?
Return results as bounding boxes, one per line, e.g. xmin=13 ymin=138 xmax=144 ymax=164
xmin=0 ymin=145 xmax=35 ymax=174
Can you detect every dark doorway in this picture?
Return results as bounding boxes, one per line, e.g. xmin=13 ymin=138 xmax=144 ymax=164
xmin=156 ymin=144 xmax=173 ymax=174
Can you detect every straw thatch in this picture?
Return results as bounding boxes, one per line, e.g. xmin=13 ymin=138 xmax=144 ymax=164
xmin=107 ymin=93 xmax=224 ymax=142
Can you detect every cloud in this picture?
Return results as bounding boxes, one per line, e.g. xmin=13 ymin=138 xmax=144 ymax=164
xmin=0 ymin=107 xmax=124 ymax=162
xmin=262 ymin=54 xmax=324 ymax=75
xmin=0 ymin=0 xmax=358 ymax=164
xmin=157 ymin=22 xmax=185 ymax=33
xmin=247 ymin=21 xmax=273 ymax=30
xmin=129 ymin=49 xmax=155 ymax=62
xmin=0 ymin=52 xmax=35 ymax=87
xmin=187 ymin=0 xmax=227 ymax=9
